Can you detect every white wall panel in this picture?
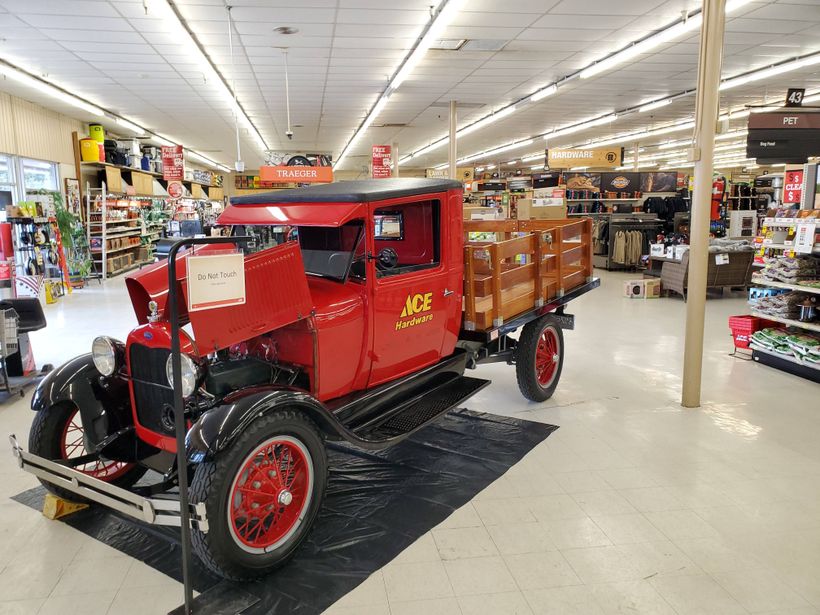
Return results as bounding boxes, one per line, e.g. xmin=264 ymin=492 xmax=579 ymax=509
xmin=0 ymin=93 xmax=83 ymax=167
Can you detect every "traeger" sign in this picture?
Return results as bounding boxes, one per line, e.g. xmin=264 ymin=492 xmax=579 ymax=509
xmin=547 ymin=147 xmax=622 ymax=168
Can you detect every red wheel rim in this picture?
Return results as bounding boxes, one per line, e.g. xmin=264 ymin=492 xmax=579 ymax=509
xmin=228 ymin=436 xmax=313 ymax=553
xmin=60 ymin=408 xmax=133 ymax=480
xmin=535 ymin=326 xmax=560 ymax=387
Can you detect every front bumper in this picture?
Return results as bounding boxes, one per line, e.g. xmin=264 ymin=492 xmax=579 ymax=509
xmin=9 ymin=434 xmax=208 ymax=533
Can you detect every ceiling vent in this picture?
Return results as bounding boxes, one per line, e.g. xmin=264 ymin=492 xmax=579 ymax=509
xmin=375 ymin=123 xmax=409 ymax=128
xmin=430 ymin=39 xmax=466 ymax=50
xmin=461 ymin=39 xmax=508 ymax=52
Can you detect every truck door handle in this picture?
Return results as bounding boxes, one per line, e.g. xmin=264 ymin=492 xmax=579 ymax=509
xmin=443 ymin=288 xmax=454 ymax=297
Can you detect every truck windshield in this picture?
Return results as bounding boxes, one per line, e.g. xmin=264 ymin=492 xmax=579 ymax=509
xmin=298 ymin=221 xmax=364 ymax=282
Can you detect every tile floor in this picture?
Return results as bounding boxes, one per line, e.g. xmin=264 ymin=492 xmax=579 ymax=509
xmin=1 ymin=270 xmax=819 ymax=615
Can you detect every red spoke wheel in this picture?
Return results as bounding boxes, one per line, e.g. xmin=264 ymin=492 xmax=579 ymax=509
xmin=228 ymin=436 xmax=313 ymax=553
xmin=190 ymin=410 xmax=327 ymax=581
xmin=28 ymin=403 xmax=146 ymax=503
xmin=60 ymin=408 xmax=133 ymax=481
xmin=515 ymin=315 xmax=564 ymax=402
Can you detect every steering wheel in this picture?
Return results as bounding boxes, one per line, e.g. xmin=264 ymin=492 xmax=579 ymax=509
xmin=376 ymin=247 xmax=399 ymax=271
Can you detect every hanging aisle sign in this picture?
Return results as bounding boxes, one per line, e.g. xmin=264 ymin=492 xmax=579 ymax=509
xmin=259 ymin=166 xmax=333 ymax=183
xmin=186 ymin=252 xmax=246 ymax=312
xmin=372 ymin=145 xmax=392 ymax=178
xmin=161 ymin=145 xmax=184 ymax=181
xmin=547 ymin=147 xmax=622 ymax=168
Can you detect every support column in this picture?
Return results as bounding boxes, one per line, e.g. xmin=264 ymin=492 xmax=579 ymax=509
xmin=682 ymin=0 xmax=726 ymax=408
xmin=449 ymin=100 xmax=457 ymax=180
xmin=632 ymin=143 xmax=639 ymax=171
xmin=392 ymin=141 xmax=399 ymax=177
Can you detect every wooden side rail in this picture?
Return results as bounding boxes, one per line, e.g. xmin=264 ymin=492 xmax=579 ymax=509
xmin=463 ymin=217 xmax=594 ymax=331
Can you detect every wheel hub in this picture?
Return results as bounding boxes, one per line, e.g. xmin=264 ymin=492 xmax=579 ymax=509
xmin=278 ymin=490 xmax=293 ymax=506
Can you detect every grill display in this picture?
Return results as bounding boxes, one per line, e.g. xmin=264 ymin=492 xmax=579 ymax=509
xmin=129 ymin=343 xmax=175 ymax=435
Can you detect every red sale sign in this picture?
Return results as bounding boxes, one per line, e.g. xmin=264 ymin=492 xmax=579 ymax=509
xmin=372 ymin=145 xmax=392 ymax=179
xmin=783 ymin=170 xmax=804 ymax=204
xmin=162 ymin=145 xmax=184 ymax=182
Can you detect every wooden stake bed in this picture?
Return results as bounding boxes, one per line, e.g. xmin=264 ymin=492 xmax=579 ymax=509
xmin=462 ymin=218 xmax=593 ymax=331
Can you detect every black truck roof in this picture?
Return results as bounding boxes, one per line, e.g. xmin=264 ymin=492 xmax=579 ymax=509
xmin=230 ymin=178 xmax=463 ymax=205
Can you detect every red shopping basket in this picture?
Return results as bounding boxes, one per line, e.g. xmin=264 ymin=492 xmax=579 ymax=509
xmin=728 ymin=314 xmax=777 ymax=349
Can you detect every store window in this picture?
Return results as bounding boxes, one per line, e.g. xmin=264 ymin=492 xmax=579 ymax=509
xmin=20 ymin=157 xmax=58 ymax=192
xmin=0 ymin=154 xmax=16 ymax=221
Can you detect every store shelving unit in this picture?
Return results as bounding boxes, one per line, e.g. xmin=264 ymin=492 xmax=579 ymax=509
xmin=86 ymin=183 xmax=150 ymax=279
xmin=749 ymin=311 xmax=820 ymax=334
xmin=746 ymin=215 xmax=820 ymax=382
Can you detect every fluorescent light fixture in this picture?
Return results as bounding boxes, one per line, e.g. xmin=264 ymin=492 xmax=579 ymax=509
xmin=458 ymin=139 xmax=534 ymax=164
xmin=544 ymin=113 xmax=618 ymax=141
xmin=150 ymin=134 xmax=175 ymax=147
xmin=530 ymin=84 xmax=558 ymax=103
xmin=335 ymin=93 xmax=392 ymax=168
xmin=639 ymin=99 xmax=673 ymax=113
xmin=485 ymin=164 xmax=497 ymax=170
xmin=570 ymin=166 xmax=589 ymax=171
xmin=143 ymin=0 xmax=268 ymax=151
xmin=580 ymin=1 xmax=753 ymax=80
xmin=433 ymin=162 xmax=449 ymax=170
xmin=581 ymin=16 xmax=702 ymax=80
xmin=187 ymin=150 xmax=225 ymax=171
xmin=505 ymin=160 xmax=519 ymax=165
xmin=530 ymin=164 xmax=543 ymax=170
xmin=593 ymin=121 xmax=696 ymax=147
xmin=0 ymin=62 xmax=104 ymax=117
xmin=720 ymin=51 xmax=820 ymax=91
xmin=111 ymin=116 xmax=145 ymax=134
xmin=716 ymin=130 xmax=747 ymax=141
xmin=460 ymin=105 xmax=517 ymax=137
xmin=659 ymin=138 xmax=692 ymax=149
xmin=390 ymin=0 xmax=466 ymax=89
xmin=521 ymin=152 xmax=545 ymax=162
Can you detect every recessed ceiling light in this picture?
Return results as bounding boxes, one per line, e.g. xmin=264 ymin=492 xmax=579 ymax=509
xmin=274 ymin=26 xmax=299 ymax=35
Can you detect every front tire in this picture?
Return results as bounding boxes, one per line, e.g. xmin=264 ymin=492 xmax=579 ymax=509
xmin=515 ymin=315 xmax=565 ymax=402
xmin=190 ymin=409 xmax=327 ymax=581
xmin=28 ymin=403 xmax=145 ymax=502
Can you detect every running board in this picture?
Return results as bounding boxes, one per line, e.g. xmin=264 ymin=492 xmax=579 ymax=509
xmin=351 ymin=375 xmax=489 ymax=441
xmin=8 ymin=434 xmax=208 ymax=532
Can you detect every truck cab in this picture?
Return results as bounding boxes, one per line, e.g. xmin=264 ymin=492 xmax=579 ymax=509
xmin=218 ymin=178 xmax=466 ymax=400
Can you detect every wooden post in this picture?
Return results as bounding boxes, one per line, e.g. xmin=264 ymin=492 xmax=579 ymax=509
xmin=463 ymin=246 xmax=476 ymax=330
xmin=490 ymin=243 xmax=502 ymax=326
xmin=533 ymin=232 xmax=543 ymax=307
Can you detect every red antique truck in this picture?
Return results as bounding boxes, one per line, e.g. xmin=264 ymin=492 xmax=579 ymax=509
xmin=10 ymin=178 xmax=598 ymax=580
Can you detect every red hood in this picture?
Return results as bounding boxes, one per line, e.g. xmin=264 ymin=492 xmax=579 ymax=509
xmin=125 ymin=244 xmax=225 ymax=324
xmin=125 ymin=241 xmax=314 ymax=352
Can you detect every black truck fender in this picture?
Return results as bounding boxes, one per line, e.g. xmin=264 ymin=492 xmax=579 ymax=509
xmin=31 ymin=353 xmax=136 ymax=455
xmin=185 ymin=387 xmax=346 ymax=463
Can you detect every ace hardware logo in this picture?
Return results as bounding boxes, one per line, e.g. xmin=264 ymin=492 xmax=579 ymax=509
xmin=396 ymin=292 xmax=433 ymax=330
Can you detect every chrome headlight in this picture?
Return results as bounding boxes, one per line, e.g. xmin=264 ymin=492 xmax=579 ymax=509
xmin=91 ymin=336 xmax=120 ymax=376
xmin=165 ymin=353 xmax=200 ymax=398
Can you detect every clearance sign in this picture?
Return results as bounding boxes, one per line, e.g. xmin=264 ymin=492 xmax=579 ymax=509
xmin=547 ymin=147 xmax=622 ymax=168
xmin=259 ymin=166 xmax=333 ymax=183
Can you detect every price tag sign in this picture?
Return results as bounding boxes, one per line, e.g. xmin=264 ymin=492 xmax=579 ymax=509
xmin=715 ymin=253 xmax=729 ymax=265
xmin=794 ymin=222 xmax=817 ymax=254
xmin=783 ymin=170 xmax=804 ymax=204
xmin=187 ymin=252 xmax=246 ymax=312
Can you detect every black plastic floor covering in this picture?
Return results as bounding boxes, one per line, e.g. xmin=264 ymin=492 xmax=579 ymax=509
xmin=14 ymin=409 xmax=557 ymax=614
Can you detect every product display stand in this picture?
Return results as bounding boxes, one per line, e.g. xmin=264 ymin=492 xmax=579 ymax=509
xmin=165 ymin=236 xmax=257 ymax=615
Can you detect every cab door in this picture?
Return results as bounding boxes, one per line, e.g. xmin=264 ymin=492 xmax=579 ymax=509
xmin=367 ymin=198 xmax=452 ymax=387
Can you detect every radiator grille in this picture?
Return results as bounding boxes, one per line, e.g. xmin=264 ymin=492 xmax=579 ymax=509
xmin=129 ymin=344 xmax=175 ymax=435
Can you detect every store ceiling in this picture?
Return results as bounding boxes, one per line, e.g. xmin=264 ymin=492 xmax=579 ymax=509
xmin=0 ymin=0 xmax=819 ymax=171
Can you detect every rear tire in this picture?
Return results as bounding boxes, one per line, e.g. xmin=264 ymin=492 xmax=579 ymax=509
xmin=190 ymin=409 xmax=327 ymax=581
xmin=28 ymin=403 xmax=145 ymax=502
xmin=515 ymin=315 xmax=564 ymax=402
